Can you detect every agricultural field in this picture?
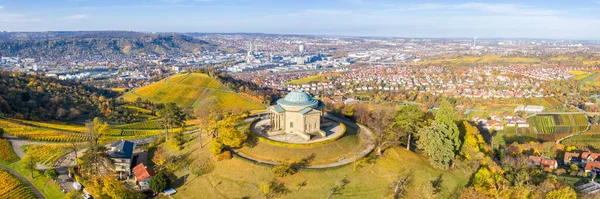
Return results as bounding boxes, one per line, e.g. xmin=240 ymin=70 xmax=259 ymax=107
xmin=529 ymin=115 xmax=556 ymax=134
xmin=527 ymin=114 xmax=589 ymax=134
xmin=6 ymin=118 xmax=87 ymax=133
xmin=562 ymin=125 xmax=600 ymax=149
xmin=580 ymin=72 xmax=600 ymax=86
xmin=286 ymin=75 xmax=326 ymax=85
xmin=0 ymin=169 xmax=36 ymax=199
xmin=114 ymin=120 xmax=162 ymax=129
xmin=0 ymin=138 xmax=19 ymax=164
xmin=191 ymin=89 xmax=265 ymax=111
xmin=0 ymin=119 xmax=87 ymax=142
xmin=0 ymin=118 xmax=164 ymax=143
xmin=22 ymin=144 xmax=76 ymax=166
xmin=568 ymin=70 xmax=588 ymax=76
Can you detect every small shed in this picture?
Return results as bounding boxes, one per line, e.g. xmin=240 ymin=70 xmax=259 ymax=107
xmin=73 ymin=182 xmax=82 ymax=190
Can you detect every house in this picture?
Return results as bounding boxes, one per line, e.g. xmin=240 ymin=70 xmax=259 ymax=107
xmin=529 ymin=156 xmax=558 ymax=169
xmin=133 ymin=163 xmax=155 ymax=191
xmin=564 ymin=152 xmax=582 ymax=165
xmin=107 ymin=140 xmax=136 ymax=175
xmin=581 ymin=151 xmax=600 ymax=163
xmin=585 ymin=161 xmax=600 ymax=173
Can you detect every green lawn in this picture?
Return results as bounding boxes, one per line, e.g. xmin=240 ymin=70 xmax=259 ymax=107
xmin=237 ymin=125 xmax=363 ymax=165
xmin=162 ymin=132 xmax=468 ymax=199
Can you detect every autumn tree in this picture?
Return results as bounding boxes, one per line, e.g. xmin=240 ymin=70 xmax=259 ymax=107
xmin=80 ymin=117 xmax=110 ymax=175
xmin=545 ymin=187 xmax=577 ymax=199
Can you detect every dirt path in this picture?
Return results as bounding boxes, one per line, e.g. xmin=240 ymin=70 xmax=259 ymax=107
xmin=0 ymin=164 xmax=46 ymax=198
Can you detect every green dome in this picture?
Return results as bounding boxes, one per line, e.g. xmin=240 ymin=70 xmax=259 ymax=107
xmin=277 ymin=90 xmax=319 ymax=107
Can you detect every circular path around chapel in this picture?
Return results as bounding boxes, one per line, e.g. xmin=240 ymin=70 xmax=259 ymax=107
xmin=234 ymin=114 xmax=375 ymax=168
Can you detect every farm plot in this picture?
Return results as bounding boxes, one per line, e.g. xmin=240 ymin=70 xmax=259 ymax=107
xmin=528 ymin=115 xmax=555 ymax=134
xmin=22 ymin=144 xmax=74 ymax=166
xmin=0 ymin=169 xmax=36 ymax=199
xmin=0 ymin=138 xmax=19 ymax=164
xmin=0 ymin=119 xmax=86 ymax=142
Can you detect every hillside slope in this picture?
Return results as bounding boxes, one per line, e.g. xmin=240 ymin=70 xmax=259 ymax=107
xmin=122 ymin=73 xmax=265 ymax=111
xmin=0 ymin=32 xmax=215 ymax=57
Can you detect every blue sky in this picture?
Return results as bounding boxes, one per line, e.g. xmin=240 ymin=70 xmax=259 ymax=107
xmin=1 ymin=0 xmax=600 ymax=39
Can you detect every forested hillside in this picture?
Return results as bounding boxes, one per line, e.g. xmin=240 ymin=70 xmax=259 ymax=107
xmin=0 ymin=71 xmax=117 ymax=121
xmin=0 ymin=32 xmax=215 ymax=57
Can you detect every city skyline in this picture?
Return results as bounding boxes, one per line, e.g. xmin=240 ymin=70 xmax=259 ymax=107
xmin=1 ymin=0 xmax=600 ymax=40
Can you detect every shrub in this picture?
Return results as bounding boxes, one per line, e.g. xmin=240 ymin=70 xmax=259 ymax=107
xmin=272 ymin=161 xmax=297 ymax=177
xmin=210 ymin=141 xmax=225 ymax=156
xmin=216 ymin=151 xmax=232 ymax=161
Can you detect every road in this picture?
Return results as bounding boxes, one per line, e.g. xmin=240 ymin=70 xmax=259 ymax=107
xmin=233 ymin=114 xmax=376 ymax=169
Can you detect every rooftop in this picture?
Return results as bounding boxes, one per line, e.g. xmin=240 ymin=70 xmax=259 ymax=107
xmin=277 ymin=90 xmax=319 ymax=107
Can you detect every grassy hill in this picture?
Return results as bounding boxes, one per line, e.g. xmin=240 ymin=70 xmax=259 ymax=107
xmin=165 ymin=135 xmax=468 ymax=199
xmin=122 ymin=73 xmax=265 ymax=111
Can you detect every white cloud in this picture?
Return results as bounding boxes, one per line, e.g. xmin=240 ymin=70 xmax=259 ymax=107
xmin=0 ymin=5 xmax=4 ymax=9
xmin=61 ymin=14 xmax=89 ymax=20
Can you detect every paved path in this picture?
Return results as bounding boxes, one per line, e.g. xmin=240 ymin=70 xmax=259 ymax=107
xmin=0 ymin=164 xmax=45 ymax=198
xmin=3 ymin=134 xmax=58 ymax=170
xmin=233 ymin=114 xmax=376 ymax=169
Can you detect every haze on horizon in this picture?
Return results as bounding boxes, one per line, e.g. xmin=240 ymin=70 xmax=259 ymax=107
xmin=1 ymin=0 xmax=600 ymax=40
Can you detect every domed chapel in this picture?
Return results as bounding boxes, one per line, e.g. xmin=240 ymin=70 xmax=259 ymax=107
xmin=268 ymin=90 xmax=325 ymax=141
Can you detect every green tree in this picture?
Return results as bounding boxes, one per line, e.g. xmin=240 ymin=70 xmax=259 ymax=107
xmin=149 ymin=172 xmax=171 ymax=194
xmin=417 ymin=100 xmax=461 ymax=169
xmin=21 ymin=154 xmax=38 ymax=178
xmin=392 ymin=104 xmax=426 ymax=150
xmin=158 ymin=103 xmax=186 ymax=141
xmin=44 ymin=168 xmax=59 ymax=179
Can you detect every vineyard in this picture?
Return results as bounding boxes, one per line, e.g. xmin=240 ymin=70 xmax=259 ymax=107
xmin=0 ymin=169 xmax=36 ymax=199
xmin=0 ymin=118 xmax=166 ymax=143
xmin=0 ymin=119 xmax=87 ymax=142
xmin=0 ymin=138 xmax=19 ymax=164
xmin=529 ymin=115 xmax=556 ymax=134
xmin=562 ymin=125 xmax=600 ymax=148
xmin=527 ymin=114 xmax=589 ymax=134
xmin=123 ymin=72 xmax=264 ymax=111
xmin=22 ymin=144 xmax=75 ymax=166
xmin=114 ymin=120 xmax=162 ymax=129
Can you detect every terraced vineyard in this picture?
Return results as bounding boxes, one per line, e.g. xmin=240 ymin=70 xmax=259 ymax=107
xmin=123 ymin=72 xmax=264 ymax=111
xmin=0 ymin=169 xmax=36 ymax=199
